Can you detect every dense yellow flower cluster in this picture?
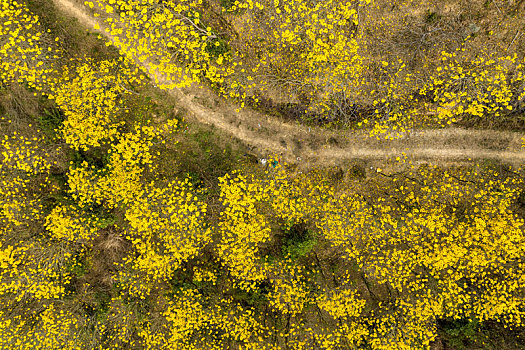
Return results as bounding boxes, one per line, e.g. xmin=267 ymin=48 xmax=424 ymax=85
xmin=263 ymin=164 xmax=326 ymax=222
xmin=267 ymin=259 xmax=310 ymax=315
xmin=315 ymin=285 xmax=368 ymax=348
xmin=0 ymin=239 xmax=69 ymax=302
xmin=77 ymin=0 xmax=525 ymax=138
xmin=317 ymin=286 xmax=365 ymax=320
xmin=2 ymin=121 xmax=525 ymax=348
xmin=67 ymin=120 xmax=177 ymax=208
xmin=216 ymin=171 xmax=271 ymax=291
xmin=83 ymin=0 xmax=525 ymax=136
xmin=50 ymin=58 xmax=145 ymax=151
xmin=0 ymin=126 xmax=72 ymax=313
xmin=0 ymin=0 xmax=60 ymax=92
xmin=64 ymin=118 xmax=197 ymax=301
xmin=44 ymin=205 xmax=100 ymax=244
xmin=2 ymin=1 xmax=525 ymax=348
xmin=86 ymin=0 xmax=232 ymax=89
xmin=206 ymin=161 xmax=525 ymax=348
xmin=84 ymin=0 xmax=370 ymax=112
xmin=421 ymin=49 xmax=525 ymax=126
xmin=120 ymin=178 xmax=210 ymax=298
xmin=313 ymin=164 xmax=525 ymax=347
xmin=138 ymin=288 xmax=271 ymax=350
xmin=230 ymin=0 xmax=368 ymax=111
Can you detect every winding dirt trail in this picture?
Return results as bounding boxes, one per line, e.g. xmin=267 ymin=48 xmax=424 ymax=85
xmin=52 ymin=0 xmax=525 ymax=168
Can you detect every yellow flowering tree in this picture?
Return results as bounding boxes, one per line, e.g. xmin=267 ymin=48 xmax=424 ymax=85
xmin=48 ymin=57 xmax=147 ymax=151
xmin=118 ymin=178 xmax=210 ymax=299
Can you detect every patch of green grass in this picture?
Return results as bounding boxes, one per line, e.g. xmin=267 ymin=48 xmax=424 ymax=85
xmin=155 ymin=123 xmax=247 ymax=192
xmin=67 ymin=146 xmax=110 ymax=171
xmin=424 ymin=10 xmax=441 ymax=24
xmin=168 ymin=272 xmax=196 ymax=297
xmin=68 ymin=255 xmax=90 ymax=279
xmin=439 ymin=318 xmax=482 ymax=349
xmin=91 ymin=206 xmax=117 ymax=229
xmin=281 ymin=220 xmax=317 ymax=259
xmin=229 ymin=281 xmax=271 ymax=308
xmin=220 ymin=0 xmax=236 ymax=10
xmin=283 ymin=236 xmax=316 ymax=259
xmin=347 ymin=163 xmax=367 ymax=180
xmin=205 ymin=37 xmax=230 ymax=58
xmin=93 ymin=291 xmax=112 ymax=321
xmin=37 ymin=106 xmax=64 ymax=140
xmin=119 ymin=93 xmax=155 ymax=126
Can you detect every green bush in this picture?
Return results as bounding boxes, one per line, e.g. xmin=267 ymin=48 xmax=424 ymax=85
xmin=281 ymin=221 xmax=317 ymax=259
xmin=37 ymin=107 xmax=64 ymax=140
xmin=438 ymin=318 xmax=482 ymax=349
xmin=205 ymin=38 xmax=230 ymax=58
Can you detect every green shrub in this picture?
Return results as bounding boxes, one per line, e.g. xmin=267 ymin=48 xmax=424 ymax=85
xmin=37 ymin=107 xmax=64 ymax=139
xmin=438 ymin=318 xmax=482 ymax=349
xmin=281 ymin=221 xmax=317 ymax=259
xmin=205 ymin=38 xmax=230 ymax=58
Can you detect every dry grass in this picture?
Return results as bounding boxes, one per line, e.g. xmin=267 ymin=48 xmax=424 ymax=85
xmin=79 ymin=229 xmax=130 ymax=292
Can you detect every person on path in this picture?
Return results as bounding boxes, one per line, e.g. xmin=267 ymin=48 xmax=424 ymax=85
xmin=271 ymin=155 xmax=282 ymax=168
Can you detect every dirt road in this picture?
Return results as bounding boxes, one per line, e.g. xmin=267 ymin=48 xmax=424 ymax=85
xmin=52 ymin=0 xmax=525 ymax=169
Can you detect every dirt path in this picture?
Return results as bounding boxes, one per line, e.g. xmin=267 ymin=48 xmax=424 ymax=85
xmin=52 ymin=0 xmax=525 ymax=168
